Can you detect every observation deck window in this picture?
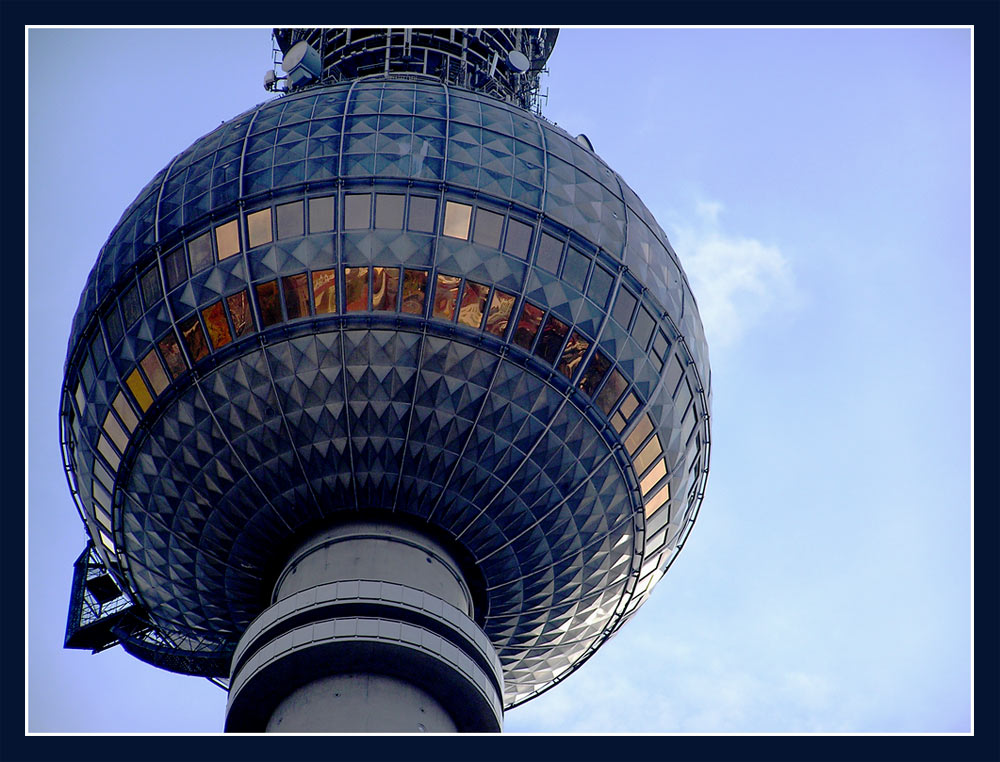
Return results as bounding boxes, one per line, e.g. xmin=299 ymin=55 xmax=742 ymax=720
xmin=312 ymin=270 xmax=337 ymax=314
xmin=276 ymin=201 xmax=304 ymax=239
xmin=308 ymin=196 xmax=335 ymax=233
xmin=216 ymin=219 xmax=241 ymax=260
xmin=344 ymin=267 xmax=370 ymax=311
xmin=402 ymin=269 xmax=428 ymax=315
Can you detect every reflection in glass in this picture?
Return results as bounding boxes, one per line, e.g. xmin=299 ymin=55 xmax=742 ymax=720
xmin=112 ymin=390 xmax=139 ymax=432
xmin=595 ymin=368 xmax=627 ymax=416
xmin=375 ymin=194 xmax=405 ymax=229
xmin=140 ymin=349 xmax=170 ymax=395
xmin=344 ymin=267 xmax=370 ymax=311
xmin=188 ymin=231 xmax=213 ymax=273
xmin=624 ymin=414 xmax=653 ymax=455
xmin=512 ymin=302 xmax=544 ymax=350
xmin=484 ymin=290 xmax=516 ymax=337
xmin=588 ymin=266 xmax=613 ymax=307
xmin=578 ymin=350 xmax=611 ymax=397
xmin=634 ymin=434 xmax=663 ymax=474
xmin=256 ymin=280 xmax=283 ymax=326
xmin=536 ymin=233 xmax=562 ymax=274
xmin=373 ymin=267 xmax=399 ymax=311
xmin=344 ymin=194 xmax=371 ymax=230
xmin=126 ymin=368 xmax=153 ymax=412
xmin=283 ymin=273 xmax=310 ymax=319
xmin=140 ymin=266 xmax=162 ymax=307
xmin=105 ymin=306 xmax=124 ymax=346
xmin=247 ymin=208 xmax=273 ymax=248
xmin=158 ymin=332 xmax=188 ymax=379
xmin=408 ymin=196 xmax=437 ymax=233
xmin=443 ymin=201 xmax=471 ymax=239
xmin=309 ymin=196 xmax=335 ymax=233
xmin=216 ymin=219 xmax=241 ymax=260
xmin=164 ymin=247 xmax=187 ymax=291
xmin=632 ymin=307 xmax=655 ymax=349
xmin=644 ymin=481 xmax=670 ymax=518
xmin=201 ymin=301 xmax=233 ymax=349
xmin=276 ymin=200 xmax=304 ymax=239
xmin=180 ymin=315 xmax=210 ymax=361
xmin=640 ymin=459 xmax=667 ymax=496
xmin=653 ymin=330 xmax=670 ymax=362
xmin=504 ymin=219 xmax=532 ymax=259
xmin=472 ymin=209 xmax=503 ymax=249
xmin=97 ymin=436 xmax=121 ymax=471
xmin=312 ymin=269 xmax=337 ymax=314
xmin=401 ymin=269 xmax=428 ymax=314
xmin=93 ymin=459 xmax=113 ymax=493
xmin=121 ymin=284 xmax=141 ymax=327
xmin=557 ymin=331 xmax=590 ymax=379
xmin=103 ymin=411 xmax=129 ymax=454
xmin=457 ymin=280 xmax=488 ymax=328
xmin=433 ymin=275 xmax=460 ymax=320
xmin=227 ymin=290 xmax=254 ymax=338
xmin=535 ymin=314 xmax=569 ymax=365
xmin=620 ymin=392 xmax=640 ymax=420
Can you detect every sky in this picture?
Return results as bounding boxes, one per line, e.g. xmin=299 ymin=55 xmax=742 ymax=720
xmin=26 ymin=27 xmax=972 ymax=734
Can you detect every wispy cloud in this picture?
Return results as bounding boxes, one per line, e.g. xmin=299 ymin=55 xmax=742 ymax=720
xmin=669 ymin=201 xmax=796 ymax=349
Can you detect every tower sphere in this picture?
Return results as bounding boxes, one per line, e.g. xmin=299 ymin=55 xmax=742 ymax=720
xmin=61 ymin=27 xmax=711 ymax=727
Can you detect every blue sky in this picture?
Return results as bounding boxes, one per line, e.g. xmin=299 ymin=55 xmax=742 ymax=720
xmin=27 ymin=27 xmax=971 ymax=733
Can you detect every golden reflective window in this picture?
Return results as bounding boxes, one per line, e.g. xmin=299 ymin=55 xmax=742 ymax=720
xmin=578 ymin=350 xmax=611 ymax=397
xmin=180 ymin=315 xmax=210 ymax=361
xmin=158 ymin=332 xmax=188 ymax=379
xmin=535 ymin=314 xmax=569 ymax=365
xmin=433 ymin=275 xmax=460 ymax=320
xmin=595 ymin=369 xmax=626 ymax=416
xmin=634 ymin=434 xmax=663 ymax=474
xmin=373 ymin=267 xmax=399 ymax=311
xmin=283 ymin=273 xmax=310 ymax=319
xmin=557 ymin=332 xmax=590 ymax=379
xmin=611 ymin=411 xmax=627 ymax=433
xmin=73 ymin=381 xmax=86 ymax=416
xmin=92 ymin=459 xmax=114 ymax=493
xmin=512 ymin=302 xmax=544 ymax=349
xmin=624 ymin=414 xmax=654 ymax=455
xmin=247 ymin=208 xmax=273 ymax=248
xmin=640 ymin=459 xmax=667 ymax=496
xmin=94 ymin=503 xmax=112 ymax=533
xmin=255 ymin=280 xmax=283 ymax=326
xmin=484 ymin=289 xmax=515 ymax=337
xmin=97 ymin=435 xmax=121 ymax=471
xmin=644 ymin=481 xmax=670 ymax=519
xmin=102 ymin=411 xmax=129 ymax=454
xmin=344 ymin=267 xmax=370 ymax=311
xmin=201 ymin=302 xmax=233 ymax=350
xmin=443 ymin=201 xmax=472 ymax=239
xmin=312 ymin=270 xmax=337 ymax=314
xmin=93 ymin=479 xmax=112 ymax=510
xmin=99 ymin=530 xmax=115 ymax=552
xmin=216 ymin=219 xmax=241 ymax=260
xmin=457 ymin=281 xmax=488 ymax=328
xmin=620 ymin=392 xmax=640 ymax=420
xmin=227 ymin=290 xmax=255 ymax=338
xmin=125 ymin=368 xmax=153 ymax=412
xmin=401 ymin=269 xmax=428 ymax=314
xmin=140 ymin=349 xmax=170 ymax=395
xmin=112 ymin=391 xmax=138 ymax=432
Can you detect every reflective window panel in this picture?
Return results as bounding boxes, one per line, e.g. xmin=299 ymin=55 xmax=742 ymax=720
xmin=375 ymin=194 xmax=405 ymax=229
xmin=344 ymin=194 xmax=371 ymax=230
xmin=632 ymin=307 xmax=656 ymax=349
xmin=276 ymin=200 xmax=304 ymax=239
xmin=112 ymin=390 xmax=139 ymax=432
xmin=457 ymin=280 xmax=489 ymax=329
xmin=309 ymin=195 xmax=335 ymax=233
xmin=256 ymin=280 xmax=283 ymax=326
xmin=140 ymin=266 xmax=162 ymax=307
xmin=563 ymin=247 xmax=590 ymax=292
xmin=557 ymin=331 xmax=590 ymax=379
xmin=612 ymin=287 xmax=637 ymax=329
xmin=201 ymin=301 xmax=233 ymax=349
xmin=472 ymin=209 xmax=504 ymax=249
xmin=433 ymin=275 xmax=461 ymax=320
xmin=595 ymin=368 xmax=627 ymax=416
xmin=105 ymin=306 xmax=124 ymax=346
xmin=408 ymin=196 xmax=437 ymax=233
xmin=504 ymin=219 xmax=533 ymax=259
xmin=216 ymin=220 xmax=241 ymax=260
xmin=536 ymin=233 xmax=562 ymax=274
xmin=226 ymin=290 xmax=255 ymax=338
xmin=512 ymin=302 xmax=544 ymax=349
xmin=312 ymin=269 xmax=337 ymax=314
xmin=282 ymin=273 xmax=310 ymax=319
xmin=121 ymin=284 xmax=141 ymax=327
xmin=443 ymin=201 xmax=472 ymax=239
xmin=588 ymin=265 xmax=614 ymax=307
xmin=180 ymin=314 xmax=210 ymax=361
xmin=247 ymin=208 xmax=273 ymax=249
xmin=188 ymin=231 xmax=213 ymax=273
xmin=158 ymin=332 xmax=188 ymax=379
xmin=373 ymin=267 xmax=399 ymax=311
xmin=484 ymin=289 xmax=516 ymax=337
xmin=139 ymin=349 xmax=170 ymax=395
xmin=578 ymin=350 xmax=611 ymax=397
xmin=163 ymin=247 xmax=187 ymax=291
xmin=344 ymin=267 xmax=370 ymax=311
xmin=401 ymin=269 xmax=428 ymax=315
xmin=535 ymin=314 xmax=569 ymax=365
xmin=126 ymin=368 xmax=153 ymax=412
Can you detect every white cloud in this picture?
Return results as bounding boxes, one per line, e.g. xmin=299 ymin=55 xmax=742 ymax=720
xmin=669 ymin=201 xmax=795 ymax=349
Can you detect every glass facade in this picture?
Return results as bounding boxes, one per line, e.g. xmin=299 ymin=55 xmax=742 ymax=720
xmin=61 ymin=75 xmax=710 ymax=711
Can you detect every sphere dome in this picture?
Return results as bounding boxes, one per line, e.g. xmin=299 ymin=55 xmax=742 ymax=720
xmin=61 ymin=75 xmax=711 ymax=708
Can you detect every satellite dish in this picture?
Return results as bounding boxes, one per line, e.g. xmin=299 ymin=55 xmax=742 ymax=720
xmin=264 ymin=70 xmax=277 ymax=89
xmin=575 ymin=133 xmax=594 ymax=152
xmin=281 ymin=41 xmax=322 ymax=87
xmin=506 ymin=49 xmax=530 ymax=74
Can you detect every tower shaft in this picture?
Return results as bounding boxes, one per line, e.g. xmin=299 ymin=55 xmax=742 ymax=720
xmin=224 ymin=521 xmax=503 ymax=732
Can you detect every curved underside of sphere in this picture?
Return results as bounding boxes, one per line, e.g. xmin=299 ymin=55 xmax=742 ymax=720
xmin=61 ymin=75 xmax=711 ymax=708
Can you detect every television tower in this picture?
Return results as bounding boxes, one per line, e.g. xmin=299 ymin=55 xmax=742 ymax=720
xmin=61 ymin=28 xmax=711 ymax=732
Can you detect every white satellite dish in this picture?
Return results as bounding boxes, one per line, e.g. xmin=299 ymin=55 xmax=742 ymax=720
xmin=281 ymin=41 xmax=322 ymax=87
xmin=506 ymin=49 xmax=530 ymax=74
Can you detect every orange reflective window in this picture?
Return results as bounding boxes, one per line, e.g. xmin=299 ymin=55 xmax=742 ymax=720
xmin=312 ymin=269 xmax=337 ymax=314
xmin=247 ymin=208 xmax=273 ymax=248
xmin=344 ymin=267 xmax=370 ymax=311
xmin=401 ymin=270 xmax=428 ymax=315
xmin=201 ymin=302 xmax=233 ymax=350
xmin=125 ymin=368 xmax=153 ymax=412
xmin=283 ymin=273 xmax=310 ymax=319
xmin=158 ymin=332 xmax=188 ymax=379
xmin=484 ymin=290 xmax=516 ymax=337
xmin=433 ymin=275 xmax=460 ymax=320
xmin=226 ymin=290 xmax=254 ymax=338
xmin=373 ymin=267 xmax=399 ymax=311
xmin=535 ymin=314 xmax=569 ymax=365
xmin=256 ymin=280 xmax=283 ymax=326
xmin=457 ymin=281 xmax=488 ymax=328
xmin=216 ymin=219 xmax=241 ymax=260
xmin=512 ymin=303 xmax=544 ymax=350
xmin=557 ymin=331 xmax=590 ymax=379
xmin=139 ymin=349 xmax=170 ymax=395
